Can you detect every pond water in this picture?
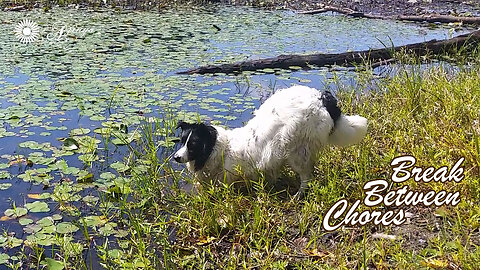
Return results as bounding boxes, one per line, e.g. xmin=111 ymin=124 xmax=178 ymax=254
xmin=0 ymin=5 xmax=468 ymax=268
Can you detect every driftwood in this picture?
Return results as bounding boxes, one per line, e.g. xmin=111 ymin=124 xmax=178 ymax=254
xmin=298 ymin=5 xmax=480 ymax=25
xmin=4 ymin=5 xmax=26 ymax=11
xmin=178 ymin=30 xmax=480 ymax=75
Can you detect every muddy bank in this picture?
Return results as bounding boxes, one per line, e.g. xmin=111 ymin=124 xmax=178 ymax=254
xmin=252 ymin=0 xmax=480 ymax=16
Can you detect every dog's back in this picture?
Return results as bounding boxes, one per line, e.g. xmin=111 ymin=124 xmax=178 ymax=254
xmin=245 ymin=85 xmax=367 ymax=197
xmin=236 ymin=85 xmax=367 ymax=170
xmin=232 ymin=86 xmax=334 ymax=170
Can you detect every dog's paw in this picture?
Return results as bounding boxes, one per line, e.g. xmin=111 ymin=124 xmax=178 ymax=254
xmin=291 ymin=190 xmax=305 ymax=200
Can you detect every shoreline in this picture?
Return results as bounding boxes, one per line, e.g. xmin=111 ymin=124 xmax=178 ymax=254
xmin=2 ymin=0 xmax=479 ymax=17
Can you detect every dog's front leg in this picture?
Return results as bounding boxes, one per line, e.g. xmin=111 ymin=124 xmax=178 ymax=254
xmin=293 ymin=172 xmax=312 ymax=199
xmin=288 ymin=146 xmax=314 ymax=199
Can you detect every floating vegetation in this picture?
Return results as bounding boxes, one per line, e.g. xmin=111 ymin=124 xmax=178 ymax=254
xmin=0 ymin=5 xmax=468 ymax=269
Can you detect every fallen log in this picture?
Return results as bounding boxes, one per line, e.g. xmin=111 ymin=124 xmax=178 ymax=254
xmin=4 ymin=5 xmax=26 ymax=11
xmin=178 ymin=30 xmax=480 ymax=75
xmin=298 ymin=6 xmax=374 ymax=18
xmin=298 ymin=5 xmax=480 ymax=25
xmin=396 ymin=14 xmax=480 ymax=24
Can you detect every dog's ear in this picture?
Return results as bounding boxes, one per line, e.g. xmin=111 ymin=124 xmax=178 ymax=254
xmin=193 ymin=123 xmax=217 ymax=171
xmin=176 ymin=121 xmax=188 ymax=130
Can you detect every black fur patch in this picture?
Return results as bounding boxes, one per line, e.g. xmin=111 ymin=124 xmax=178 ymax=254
xmin=321 ymin=91 xmax=341 ymax=124
xmin=176 ymin=121 xmax=217 ymax=171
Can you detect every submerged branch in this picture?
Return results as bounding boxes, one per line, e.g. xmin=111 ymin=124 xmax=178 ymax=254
xmin=178 ymin=30 xmax=480 ymax=75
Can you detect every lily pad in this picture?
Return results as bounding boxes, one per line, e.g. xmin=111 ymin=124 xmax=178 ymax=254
xmin=25 ymin=201 xmax=50 ymax=213
xmin=78 ymin=154 xmax=98 ymax=163
xmin=62 ymin=138 xmax=80 ymax=151
xmin=107 ymin=249 xmax=123 ymax=259
xmin=114 ymin=229 xmax=129 ymax=238
xmin=19 ymin=218 xmax=33 ymax=226
xmin=40 ymin=225 xmax=56 ymax=234
xmin=29 ymin=233 xmax=55 ymax=246
xmin=94 ymin=127 xmax=112 ymax=135
xmin=37 ymin=217 xmax=54 ymax=227
xmin=99 ymin=222 xmax=117 ymax=236
xmin=0 ymin=236 xmax=23 ymax=248
xmin=0 ymin=183 xmax=11 ymax=190
xmin=56 ymin=222 xmax=79 ymax=234
xmin=45 ymin=258 xmax=65 ymax=270
xmin=24 ymin=224 xmax=42 ymax=234
xmin=82 ymin=195 xmax=99 ymax=203
xmin=4 ymin=207 xmax=28 ymax=218
xmin=81 ymin=215 xmax=107 ymax=228
xmin=52 ymin=214 xmax=63 ymax=221
xmin=18 ymin=141 xmax=42 ymax=150
xmin=110 ymin=162 xmax=130 ymax=173
xmin=111 ymin=137 xmax=128 ymax=145
xmin=0 ymin=171 xmax=11 ymax=179
xmin=0 ymin=253 xmax=9 ymax=265
xmin=70 ymin=128 xmax=90 ymax=136
xmin=100 ymin=172 xmax=116 ymax=179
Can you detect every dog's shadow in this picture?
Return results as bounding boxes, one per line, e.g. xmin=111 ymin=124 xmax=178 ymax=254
xmin=272 ymin=169 xmax=300 ymax=199
xmin=234 ymin=167 xmax=324 ymax=200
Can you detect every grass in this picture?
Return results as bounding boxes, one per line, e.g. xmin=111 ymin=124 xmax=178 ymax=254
xmin=98 ymin=56 xmax=480 ymax=269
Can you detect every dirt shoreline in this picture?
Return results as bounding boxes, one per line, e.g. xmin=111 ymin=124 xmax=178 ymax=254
xmin=258 ymin=0 xmax=480 ymax=16
xmin=2 ymin=0 xmax=480 ymax=17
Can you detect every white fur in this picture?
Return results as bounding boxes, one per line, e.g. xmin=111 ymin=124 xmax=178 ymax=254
xmin=175 ymin=131 xmax=192 ymax=163
xmin=186 ymin=85 xmax=368 ymax=197
xmin=328 ymin=115 xmax=368 ymax=147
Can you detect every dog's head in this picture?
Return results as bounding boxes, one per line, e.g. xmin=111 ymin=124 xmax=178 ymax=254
xmin=173 ymin=121 xmax=217 ymax=171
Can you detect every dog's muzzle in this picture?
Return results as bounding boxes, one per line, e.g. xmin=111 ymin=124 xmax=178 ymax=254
xmin=173 ymin=147 xmax=188 ymax=163
xmin=173 ymin=154 xmax=183 ymax=163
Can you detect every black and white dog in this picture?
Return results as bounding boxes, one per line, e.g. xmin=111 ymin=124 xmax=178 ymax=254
xmin=174 ymin=86 xmax=368 ymax=197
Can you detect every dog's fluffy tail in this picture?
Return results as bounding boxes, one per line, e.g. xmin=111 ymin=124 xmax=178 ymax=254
xmin=328 ymin=114 xmax=368 ymax=147
xmin=322 ymin=91 xmax=368 ymax=147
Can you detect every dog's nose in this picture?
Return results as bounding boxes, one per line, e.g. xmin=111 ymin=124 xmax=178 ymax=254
xmin=174 ymin=155 xmax=182 ymax=163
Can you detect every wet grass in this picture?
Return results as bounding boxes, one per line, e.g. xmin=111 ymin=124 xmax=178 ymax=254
xmin=98 ymin=57 xmax=480 ymax=269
